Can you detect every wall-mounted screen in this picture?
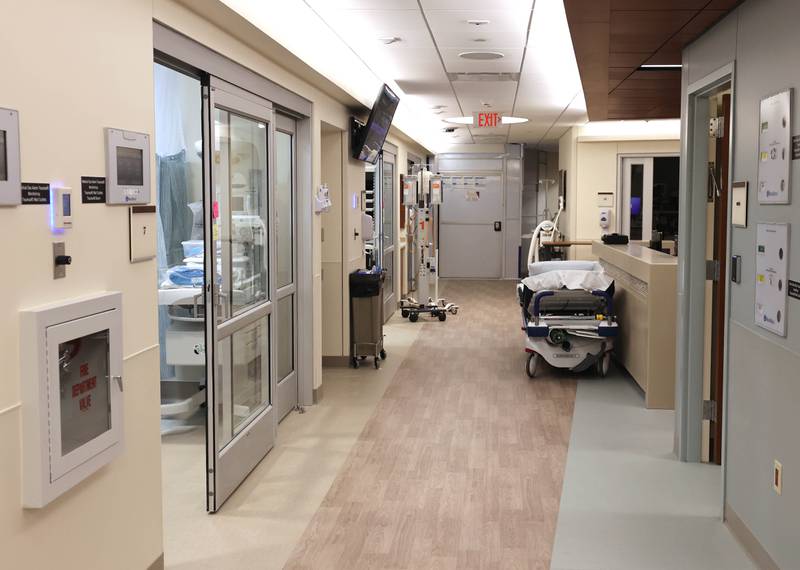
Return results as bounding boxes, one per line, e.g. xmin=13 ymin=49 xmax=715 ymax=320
xmin=116 ymin=146 xmax=144 ymax=187
xmin=352 ymin=84 xmax=400 ymax=164
xmin=62 ymin=192 xmax=71 ymax=217
xmin=0 ymin=130 xmax=7 ymax=182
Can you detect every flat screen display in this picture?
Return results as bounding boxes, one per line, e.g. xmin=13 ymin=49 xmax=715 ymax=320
xmin=353 ymin=85 xmax=400 ymax=164
xmin=0 ymin=130 xmax=7 ymax=182
xmin=62 ymin=193 xmax=71 ymax=217
xmin=116 ymin=146 xmax=144 ymax=186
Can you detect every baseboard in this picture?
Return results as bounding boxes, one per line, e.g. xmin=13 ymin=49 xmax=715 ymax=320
xmin=725 ymin=503 xmax=780 ymax=570
xmin=313 ymin=385 xmax=324 ymax=404
xmin=322 ymin=356 xmax=350 ymax=367
xmin=147 ymin=553 xmax=164 ymax=570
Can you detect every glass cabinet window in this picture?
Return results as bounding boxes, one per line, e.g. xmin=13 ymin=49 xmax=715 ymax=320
xmin=214 ymin=109 xmax=269 ymax=319
xmin=59 ymin=330 xmax=111 ymax=455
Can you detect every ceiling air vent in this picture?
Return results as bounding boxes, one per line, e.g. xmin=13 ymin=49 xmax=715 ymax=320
xmin=447 ymin=72 xmax=520 ymax=82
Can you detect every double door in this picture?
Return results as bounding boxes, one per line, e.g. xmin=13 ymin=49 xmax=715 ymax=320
xmin=203 ymin=79 xmax=297 ymax=511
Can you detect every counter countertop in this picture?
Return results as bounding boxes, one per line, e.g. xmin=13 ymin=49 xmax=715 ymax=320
xmin=592 ymin=240 xmax=678 ymax=266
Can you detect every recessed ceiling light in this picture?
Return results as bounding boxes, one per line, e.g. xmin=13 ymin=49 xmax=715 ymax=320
xmin=501 ymin=116 xmax=528 ymax=124
xmin=466 ymin=19 xmax=491 ymax=26
xmin=459 ymin=51 xmax=504 ymax=61
xmin=444 ymin=116 xmax=474 ymax=125
xmin=377 ymin=36 xmax=402 ymax=45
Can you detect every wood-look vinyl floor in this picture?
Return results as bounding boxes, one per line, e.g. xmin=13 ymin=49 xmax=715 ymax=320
xmin=285 ymin=280 xmax=577 ymax=570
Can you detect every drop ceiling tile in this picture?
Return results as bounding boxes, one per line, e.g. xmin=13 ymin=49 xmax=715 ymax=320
xmin=422 ymin=0 xmax=534 ymax=10
xmin=305 ymin=0 xmax=419 ymax=9
xmin=440 ymin=48 xmax=524 ymax=73
xmin=610 ymin=0 xmax=707 ymax=9
xmin=425 ymin=10 xmax=531 ymax=49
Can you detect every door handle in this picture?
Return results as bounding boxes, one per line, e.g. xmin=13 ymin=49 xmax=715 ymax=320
xmin=494 ymin=221 xmax=502 ymax=231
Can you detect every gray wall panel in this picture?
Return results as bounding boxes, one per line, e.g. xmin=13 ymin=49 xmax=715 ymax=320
xmin=684 ymin=1 xmax=800 ymax=566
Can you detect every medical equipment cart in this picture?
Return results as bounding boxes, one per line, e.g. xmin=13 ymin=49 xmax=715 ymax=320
xmin=349 ymin=269 xmax=387 ymax=369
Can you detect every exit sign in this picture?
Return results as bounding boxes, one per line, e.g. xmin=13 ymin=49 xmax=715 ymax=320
xmin=474 ymin=112 xmax=501 ymax=128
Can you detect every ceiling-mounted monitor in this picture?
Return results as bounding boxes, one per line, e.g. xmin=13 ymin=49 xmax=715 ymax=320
xmin=351 ymin=84 xmax=400 ymax=164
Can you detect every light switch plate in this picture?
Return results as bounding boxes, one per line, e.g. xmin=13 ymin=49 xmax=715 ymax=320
xmin=129 ymin=205 xmax=156 ymax=262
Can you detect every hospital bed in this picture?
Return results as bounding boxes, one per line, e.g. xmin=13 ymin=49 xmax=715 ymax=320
xmin=518 ymin=260 xmax=618 ymax=378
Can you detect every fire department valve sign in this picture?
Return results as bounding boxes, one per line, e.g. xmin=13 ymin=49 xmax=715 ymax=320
xmin=58 ymin=331 xmax=112 ymax=455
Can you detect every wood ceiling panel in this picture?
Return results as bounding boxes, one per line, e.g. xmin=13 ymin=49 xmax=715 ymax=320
xmin=565 ymin=0 xmax=739 ymax=120
xmin=609 ymin=11 xmax=697 ymax=53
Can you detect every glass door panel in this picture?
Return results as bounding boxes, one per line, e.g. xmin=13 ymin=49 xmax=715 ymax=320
xmin=206 ymin=79 xmax=276 ymax=512
xmin=275 ymin=116 xmax=297 ymax=421
xmin=381 ymin=153 xmax=395 ymax=320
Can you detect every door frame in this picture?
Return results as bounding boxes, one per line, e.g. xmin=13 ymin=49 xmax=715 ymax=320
xmin=617 ymin=153 xmax=681 ymax=237
xmin=676 ymin=62 xmax=736 ymax=515
xmin=154 ymin=21 xmax=313 ymax=411
xmin=275 ymin=113 xmax=299 ymax=421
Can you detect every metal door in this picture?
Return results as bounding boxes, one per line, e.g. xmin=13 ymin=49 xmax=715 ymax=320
xmin=204 ymin=78 xmax=276 ymax=512
xmin=275 ymin=114 xmax=298 ymax=421
xmin=439 ymin=174 xmax=504 ymax=278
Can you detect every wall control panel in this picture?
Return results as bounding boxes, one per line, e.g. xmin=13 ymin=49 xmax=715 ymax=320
xmin=105 ymin=128 xmax=151 ymax=204
xmin=0 ymin=107 xmax=21 ymax=206
xmin=757 ymin=89 xmax=792 ymax=204
xmin=52 ymin=186 xmax=73 ymax=229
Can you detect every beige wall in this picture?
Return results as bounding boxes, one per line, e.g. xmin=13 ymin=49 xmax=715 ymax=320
xmin=559 ymin=126 xmax=680 ymax=259
xmin=0 ymin=1 xmax=163 ymax=568
xmin=0 ymin=0 xmax=432 ymax=566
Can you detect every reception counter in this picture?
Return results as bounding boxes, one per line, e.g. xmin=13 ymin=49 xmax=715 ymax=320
xmin=592 ymin=241 xmax=677 ymax=409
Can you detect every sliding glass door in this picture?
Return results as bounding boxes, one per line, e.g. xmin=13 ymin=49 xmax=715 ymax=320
xmin=205 ymin=78 xmax=276 ymax=512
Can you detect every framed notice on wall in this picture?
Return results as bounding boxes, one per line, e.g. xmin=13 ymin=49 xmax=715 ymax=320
xmin=755 ymin=222 xmax=790 ymax=337
xmin=757 ymin=89 xmax=792 ymax=204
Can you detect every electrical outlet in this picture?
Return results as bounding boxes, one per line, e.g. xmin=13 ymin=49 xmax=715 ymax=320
xmin=774 ymin=460 xmax=783 ymax=495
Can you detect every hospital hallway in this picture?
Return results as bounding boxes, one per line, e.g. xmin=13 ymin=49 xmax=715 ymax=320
xmin=162 ymin=280 xmax=752 ymax=570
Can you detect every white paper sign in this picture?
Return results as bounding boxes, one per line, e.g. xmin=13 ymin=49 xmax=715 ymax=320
xmin=755 ymin=222 xmax=790 ymax=336
xmin=757 ymin=90 xmax=792 ymax=204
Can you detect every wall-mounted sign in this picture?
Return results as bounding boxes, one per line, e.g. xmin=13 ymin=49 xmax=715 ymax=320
xmin=788 ymin=279 xmax=800 ymax=301
xmin=757 ymin=89 xmax=792 ymax=204
xmin=81 ymin=176 xmax=107 ymax=203
xmin=21 ymin=182 xmax=51 ymax=205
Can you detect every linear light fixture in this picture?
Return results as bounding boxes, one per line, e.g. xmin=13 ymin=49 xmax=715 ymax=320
xmin=638 ymin=64 xmax=682 ymax=70
xmin=444 ymin=116 xmax=474 ymax=125
xmin=501 ymin=116 xmax=528 ymax=125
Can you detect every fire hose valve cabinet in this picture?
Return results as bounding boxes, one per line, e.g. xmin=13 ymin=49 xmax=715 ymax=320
xmin=20 ymin=292 xmax=123 ymax=508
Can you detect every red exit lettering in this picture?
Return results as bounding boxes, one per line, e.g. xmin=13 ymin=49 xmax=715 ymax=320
xmin=476 ymin=112 xmax=500 ymax=128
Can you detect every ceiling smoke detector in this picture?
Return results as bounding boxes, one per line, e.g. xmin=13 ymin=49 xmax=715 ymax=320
xmin=377 ymin=36 xmax=402 ymax=45
xmin=459 ymin=51 xmax=505 ymax=61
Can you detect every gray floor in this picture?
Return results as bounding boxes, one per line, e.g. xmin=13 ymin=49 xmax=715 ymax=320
xmin=551 ymin=371 xmax=755 ymax=570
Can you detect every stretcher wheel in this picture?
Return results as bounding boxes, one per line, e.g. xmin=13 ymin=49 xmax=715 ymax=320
xmin=401 ymin=309 xmax=409 ymax=318
xmin=409 ymin=312 xmax=419 ymax=323
xmin=380 ymin=349 xmax=387 ymax=360
xmin=526 ymin=353 xmax=539 ymax=378
xmin=352 ymin=357 xmax=360 ymax=369
xmin=438 ymin=312 xmax=447 ymax=322
xmin=596 ymin=352 xmax=611 ymax=377
xmin=374 ymin=358 xmax=380 ymax=369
